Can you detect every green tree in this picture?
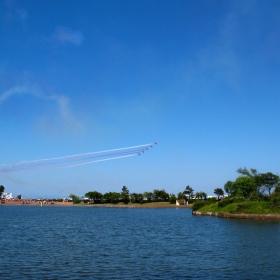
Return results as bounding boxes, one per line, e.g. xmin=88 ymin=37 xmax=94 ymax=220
xmin=0 ymin=185 xmax=5 ymax=197
xmin=214 ymin=188 xmax=224 ymax=200
xmin=183 ymin=185 xmax=194 ymax=200
xmin=237 ymin=167 xmax=258 ymax=178
xmin=200 ymin=192 xmax=207 ymax=200
xmin=143 ymin=192 xmax=153 ymax=201
xmin=224 ymin=181 xmax=234 ymax=196
xmin=236 ymin=167 xmax=280 ymax=196
xmin=195 ymin=191 xmax=207 ymax=200
xmin=69 ymin=193 xmax=80 ymax=203
xmin=273 ymin=185 xmax=280 ymax=195
xmin=177 ymin=192 xmax=185 ymax=200
xmin=84 ymin=191 xmax=103 ymax=203
xmin=153 ymin=189 xmax=169 ymax=201
xmin=169 ymin=194 xmax=177 ymax=204
xmin=258 ymin=172 xmax=279 ymax=195
xmin=121 ymin=186 xmax=130 ymax=204
xmin=231 ymin=176 xmax=257 ymax=198
xmin=122 ymin=186 xmax=129 ymax=195
xmin=103 ymin=192 xmax=120 ymax=203
xmin=130 ymin=193 xmax=143 ymax=203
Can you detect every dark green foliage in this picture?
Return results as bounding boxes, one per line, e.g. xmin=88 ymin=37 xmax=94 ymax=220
xmin=224 ymin=181 xmax=233 ymax=196
xmin=153 ymin=189 xmax=169 ymax=201
xmin=183 ymin=185 xmax=193 ymax=199
xmin=69 ymin=194 xmax=80 ymax=204
xmin=84 ymin=191 xmax=103 ymax=202
xmin=122 ymin=186 xmax=129 ymax=195
xmin=214 ymin=188 xmax=224 ymax=200
xmin=270 ymin=194 xmax=280 ymax=208
xmin=237 ymin=167 xmax=257 ymax=177
xmin=231 ymin=176 xmax=257 ymax=197
xmin=247 ymin=191 xmax=267 ymax=201
xmin=177 ymin=192 xmax=185 ymax=200
xmin=169 ymin=194 xmax=176 ymax=204
xmin=218 ymin=197 xmax=233 ymax=207
xmin=103 ymin=192 xmax=120 ymax=203
xmin=235 ymin=167 xmax=280 ymax=196
xmin=0 ymin=185 xmax=5 ymax=197
xmin=130 ymin=193 xmax=143 ymax=203
xmin=143 ymin=192 xmax=153 ymax=201
xmin=195 ymin=191 xmax=207 ymax=200
xmin=274 ymin=187 xmax=280 ymax=195
xmin=258 ymin=172 xmax=280 ymax=195
xmin=121 ymin=186 xmax=130 ymax=204
xmin=192 ymin=200 xmax=211 ymax=211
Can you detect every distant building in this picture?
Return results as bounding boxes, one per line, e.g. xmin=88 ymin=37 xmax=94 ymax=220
xmin=2 ymin=193 xmax=13 ymax=199
xmin=176 ymin=199 xmax=186 ymax=205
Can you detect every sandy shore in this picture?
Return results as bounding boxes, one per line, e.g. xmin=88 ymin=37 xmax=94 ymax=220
xmin=1 ymin=201 xmax=192 ymax=208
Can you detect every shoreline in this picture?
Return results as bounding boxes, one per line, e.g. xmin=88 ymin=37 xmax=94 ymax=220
xmin=193 ymin=211 xmax=280 ymax=219
xmin=1 ymin=201 xmax=192 ymax=208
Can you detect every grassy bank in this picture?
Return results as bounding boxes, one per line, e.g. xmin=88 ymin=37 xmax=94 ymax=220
xmin=195 ymin=201 xmax=280 ymax=214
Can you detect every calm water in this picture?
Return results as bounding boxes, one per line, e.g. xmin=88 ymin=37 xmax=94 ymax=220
xmin=1 ymin=206 xmax=280 ymax=279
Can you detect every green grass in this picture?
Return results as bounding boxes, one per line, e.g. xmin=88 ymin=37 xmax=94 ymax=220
xmin=195 ymin=201 xmax=280 ymax=214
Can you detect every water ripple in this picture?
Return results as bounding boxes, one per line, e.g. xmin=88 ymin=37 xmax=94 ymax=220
xmin=1 ymin=206 xmax=280 ymax=279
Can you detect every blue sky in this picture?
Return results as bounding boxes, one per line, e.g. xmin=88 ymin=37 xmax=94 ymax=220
xmin=1 ymin=0 xmax=280 ymax=198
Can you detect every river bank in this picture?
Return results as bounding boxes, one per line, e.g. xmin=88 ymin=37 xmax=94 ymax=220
xmin=1 ymin=200 xmax=192 ymax=208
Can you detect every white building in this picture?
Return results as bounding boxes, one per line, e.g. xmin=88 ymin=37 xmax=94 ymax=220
xmin=1 ymin=193 xmax=13 ymax=199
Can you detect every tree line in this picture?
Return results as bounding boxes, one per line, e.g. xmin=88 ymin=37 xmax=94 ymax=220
xmin=70 ymin=185 xmax=211 ymax=204
xmin=73 ymin=168 xmax=280 ymax=205
xmin=70 ymin=186 xmax=172 ymax=204
xmin=3 ymin=167 xmax=278 ymax=205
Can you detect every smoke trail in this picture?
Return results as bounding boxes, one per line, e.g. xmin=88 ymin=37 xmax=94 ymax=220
xmin=0 ymin=143 xmax=157 ymax=173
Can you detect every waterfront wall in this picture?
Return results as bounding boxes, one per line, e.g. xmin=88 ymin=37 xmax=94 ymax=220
xmin=193 ymin=211 xmax=280 ymax=219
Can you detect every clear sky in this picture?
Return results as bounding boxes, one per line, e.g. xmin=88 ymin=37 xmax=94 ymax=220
xmin=1 ymin=0 xmax=280 ymax=198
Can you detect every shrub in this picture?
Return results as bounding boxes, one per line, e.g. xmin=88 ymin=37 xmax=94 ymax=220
xmin=248 ymin=191 xmax=265 ymax=201
xmin=270 ymin=195 xmax=280 ymax=208
xmin=169 ymin=195 xmax=176 ymax=204
xmin=192 ymin=200 xmax=209 ymax=211
xmin=218 ymin=197 xmax=233 ymax=207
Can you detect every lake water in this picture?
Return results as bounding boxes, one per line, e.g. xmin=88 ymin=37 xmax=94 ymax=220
xmin=1 ymin=206 xmax=280 ymax=279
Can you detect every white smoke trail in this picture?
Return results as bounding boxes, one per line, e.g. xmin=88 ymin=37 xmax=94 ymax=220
xmin=0 ymin=143 xmax=157 ymax=173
